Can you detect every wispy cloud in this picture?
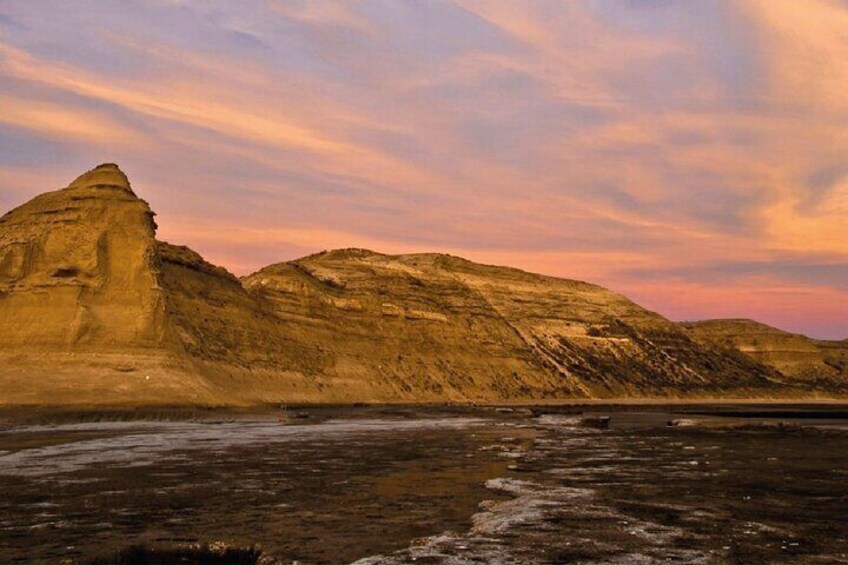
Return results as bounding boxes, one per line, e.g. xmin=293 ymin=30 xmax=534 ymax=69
xmin=1 ymin=0 xmax=846 ymax=338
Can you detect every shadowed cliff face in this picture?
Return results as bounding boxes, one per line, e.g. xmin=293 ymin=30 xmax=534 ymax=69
xmin=0 ymin=165 xmax=843 ymax=406
xmin=683 ymin=320 xmax=848 ymax=385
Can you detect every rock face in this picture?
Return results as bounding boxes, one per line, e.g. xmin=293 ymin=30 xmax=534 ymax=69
xmin=0 ymin=165 xmax=844 ymax=406
xmin=0 ymin=164 xmax=165 ymax=348
xmin=241 ymin=251 xmax=784 ymax=401
xmin=683 ymin=319 xmax=848 ymax=387
xmin=0 ymin=165 xmax=216 ymax=405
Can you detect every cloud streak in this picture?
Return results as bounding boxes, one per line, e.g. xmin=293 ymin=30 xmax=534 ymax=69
xmin=0 ymin=0 xmax=846 ymax=338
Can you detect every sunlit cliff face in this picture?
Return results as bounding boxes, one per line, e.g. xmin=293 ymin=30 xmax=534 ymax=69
xmin=1 ymin=0 xmax=846 ymax=338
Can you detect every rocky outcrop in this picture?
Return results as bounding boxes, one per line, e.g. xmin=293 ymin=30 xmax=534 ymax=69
xmin=0 ymin=165 xmax=218 ymax=405
xmin=0 ymin=164 xmax=166 ymax=348
xmin=0 ymin=164 xmax=844 ymax=406
xmin=682 ymin=319 xmax=848 ymax=387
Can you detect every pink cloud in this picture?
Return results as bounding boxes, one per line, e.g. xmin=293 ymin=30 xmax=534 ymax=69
xmin=1 ymin=0 xmax=846 ymax=338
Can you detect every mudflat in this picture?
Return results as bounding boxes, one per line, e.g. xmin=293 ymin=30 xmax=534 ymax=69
xmin=1 ymin=405 xmax=846 ymax=564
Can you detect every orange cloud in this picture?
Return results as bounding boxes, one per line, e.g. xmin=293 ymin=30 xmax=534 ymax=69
xmin=0 ymin=94 xmax=144 ymax=146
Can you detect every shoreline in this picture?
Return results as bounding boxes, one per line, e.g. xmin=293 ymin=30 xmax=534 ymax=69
xmin=2 ymin=399 xmax=848 ymax=427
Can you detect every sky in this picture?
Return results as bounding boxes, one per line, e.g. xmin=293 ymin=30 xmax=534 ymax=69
xmin=1 ymin=1 xmax=846 ymax=339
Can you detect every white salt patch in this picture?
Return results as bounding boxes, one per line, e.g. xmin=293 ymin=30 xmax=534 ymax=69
xmin=0 ymin=418 xmax=487 ymax=478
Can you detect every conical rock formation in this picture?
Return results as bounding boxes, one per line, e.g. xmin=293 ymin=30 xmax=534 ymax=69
xmin=0 ymin=164 xmax=167 ymax=347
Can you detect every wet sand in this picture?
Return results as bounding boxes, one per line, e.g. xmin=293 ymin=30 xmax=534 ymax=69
xmin=1 ymin=405 xmax=847 ymax=564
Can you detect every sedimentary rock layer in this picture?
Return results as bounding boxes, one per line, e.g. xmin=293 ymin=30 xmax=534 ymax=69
xmin=683 ymin=319 xmax=848 ymax=385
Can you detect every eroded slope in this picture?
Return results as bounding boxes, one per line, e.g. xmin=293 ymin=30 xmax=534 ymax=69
xmin=683 ymin=319 xmax=848 ymax=389
xmin=243 ymin=250 xmax=784 ymax=400
xmin=243 ymin=249 xmax=558 ymax=402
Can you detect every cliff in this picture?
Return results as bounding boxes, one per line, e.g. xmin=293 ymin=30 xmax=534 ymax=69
xmin=0 ymin=165 xmax=218 ymax=405
xmin=241 ymin=250 xmax=785 ymax=400
xmin=0 ymin=164 xmax=165 ymax=348
xmin=0 ymin=164 xmax=844 ymax=406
